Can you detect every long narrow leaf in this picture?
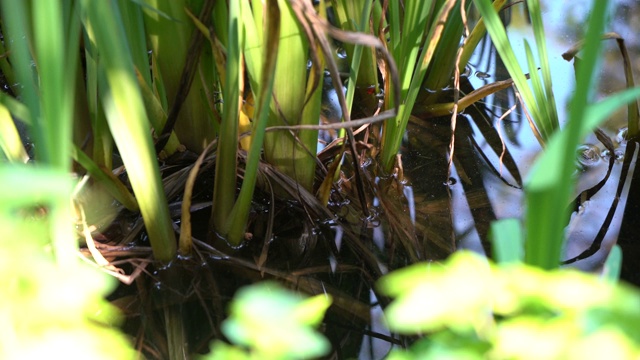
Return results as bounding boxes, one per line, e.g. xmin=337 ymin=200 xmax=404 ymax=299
xmin=473 ymin=0 xmax=556 ymax=142
xmin=211 ymin=0 xmax=242 ymax=236
xmin=380 ymin=0 xmax=456 ymax=172
xmin=82 ymin=0 xmax=176 ymax=262
xmin=525 ymin=66 xmax=639 ymax=270
xmin=0 ymin=103 xmax=29 ymax=163
xmin=71 ymin=145 xmax=139 ymax=212
xmin=226 ymin=0 xmax=281 ymax=245
xmin=262 ymin=0 xmax=314 ymax=190
xmin=527 ymin=0 xmax=559 ymax=129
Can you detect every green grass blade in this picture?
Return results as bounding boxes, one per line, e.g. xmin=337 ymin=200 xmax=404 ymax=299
xmin=0 ymin=103 xmax=29 ymax=163
xmin=211 ymin=0 xmax=242 ymax=236
xmin=118 ymin=0 xmax=152 ymax=87
xmin=525 ymin=87 xmax=640 ymax=269
xmin=71 ymin=145 xmax=139 ymax=212
xmin=343 ymin=0 xmax=374 ymax=124
xmin=226 ymin=0 xmax=280 ymax=245
xmin=2 ymin=1 xmax=80 ymax=264
xmin=32 ymin=0 xmax=77 ymax=169
xmin=381 ymin=0 xmax=460 ymax=172
xmin=524 ymin=41 xmax=552 ymax=138
xmin=262 ymin=0 xmax=314 ymax=190
xmin=136 ymin=69 xmax=181 ymax=154
xmin=527 ymin=0 xmax=559 ymax=131
xmin=1 ymin=2 xmax=39 ymax=159
xmin=82 ymin=0 xmax=176 ymax=262
xmin=603 ymin=245 xmax=622 ymax=283
xmin=458 ymin=0 xmax=508 ymax=73
xmin=473 ymin=0 xmax=554 ymax=141
xmin=332 ymin=0 xmax=378 ymax=88
xmin=83 ymin=34 xmax=113 ymax=169
xmin=0 ymin=92 xmax=32 ymax=125
xmin=423 ymin=0 xmax=470 ymax=92
xmin=387 ymin=0 xmax=401 ymax=57
xmin=490 ymin=218 xmax=523 ymax=264
xmin=380 ymin=0 xmax=434 ymax=172
xmin=143 ymin=0 xmax=215 ymax=152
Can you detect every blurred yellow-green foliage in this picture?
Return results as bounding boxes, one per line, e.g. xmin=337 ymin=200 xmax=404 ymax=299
xmin=0 ymin=169 xmax=136 ymax=359
xmin=378 ymin=251 xmax=640 ymax=359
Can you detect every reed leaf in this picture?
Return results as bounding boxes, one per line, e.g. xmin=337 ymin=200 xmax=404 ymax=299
xmin=526 ymin=86 xmax=640 ymax=269
xmin=81 ymin=0 xmax=176 ymax=262
xmin=422 ymin=0 xmax=470 ymax=93
xmin=210 ymin=0 xmax=242 ymax=236
xmin=526 ymin=0 xmax=559 ymax=130
xmin=71 ymin=145 xmax=139 ymax=212
xmin=380 ymin=0 xmax=458 ymax=172
xmin=83 ymin=33 xmax=113 ymax=169
xmin=490 ymin=218 xmax=523 ymax=264
xmin=473 ymin=0 xmax=558 ymax=142
xmin=523 ymin=0 xmax=611 ymax=269
xmin=1 ymin=1 xmax=80 ymax=266
xmin=343 ymin=0 xmax=374 ymax=125
xmin=458 ymin=0 xmax=508 ymax=73
xmin=604 ymin=245 xmax=622 ymax=283
xmin=226 ymin=0 xmax=281 ymax=245
xmin=331 ymin=0 xmax=378 ymax=88
xmin=143 ymin=0 xmax=215 ymax=152
xmin=262 ymin=0 xmax=316 ymax=191
xmin=0 ymin=103 xmax=29 ymax=163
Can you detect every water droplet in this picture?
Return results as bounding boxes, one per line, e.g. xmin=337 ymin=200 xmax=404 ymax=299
xmin=576 ymin=144 xmax=601 ymax=169
xmin=616 ymin=127 xmax=628 ymax=144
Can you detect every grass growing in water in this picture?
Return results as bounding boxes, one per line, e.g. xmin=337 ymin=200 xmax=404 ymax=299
xmin=1 ymin=0 xmax=640 ymax=358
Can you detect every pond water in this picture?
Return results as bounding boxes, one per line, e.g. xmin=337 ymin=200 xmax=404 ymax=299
xmin=431 ymin=0 xmax=640 ymax=272
xmin=359 ymin=2 xmax=640 ymax=357
xmin=63 ymin=2 xmax=640 ymax=358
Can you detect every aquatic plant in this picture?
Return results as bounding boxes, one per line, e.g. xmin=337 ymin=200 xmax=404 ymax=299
xmin=1 ymin=0 xmax=639 ymax=358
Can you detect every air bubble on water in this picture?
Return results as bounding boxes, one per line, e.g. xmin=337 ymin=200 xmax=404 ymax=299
xmin=576 ymin=144 xmax=601 ymax=169
xmin=615 ymin=149 xmax=625 ymax=161
xmin=336 ymin=47 xmax=347 ymax=59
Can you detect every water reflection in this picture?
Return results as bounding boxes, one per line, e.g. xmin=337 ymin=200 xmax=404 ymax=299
xmin=420 ymin=0 xmax=640 ymax=270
